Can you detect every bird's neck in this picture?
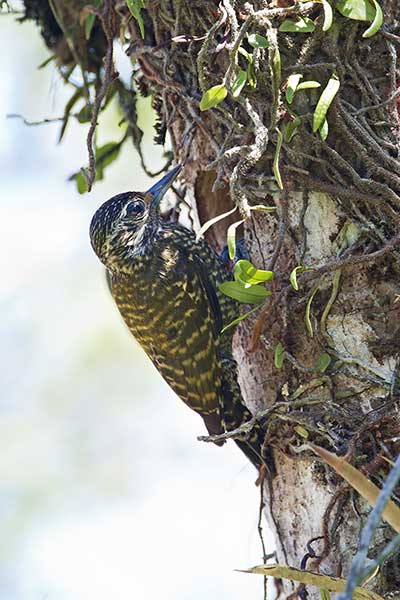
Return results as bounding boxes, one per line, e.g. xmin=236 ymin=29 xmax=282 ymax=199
xmin=103 ymin=221 xmax=160 ymax=275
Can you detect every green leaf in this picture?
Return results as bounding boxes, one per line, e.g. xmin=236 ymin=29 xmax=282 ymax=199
xmin=274 ymin=342 xmax=285 ymax=369
xmin=85 ymin=12 xmax=96 ymax=40
xmin=294 ymin=425 xmax=309 ymax=439
xmin=73 ymin=171 xmax=89 ymax=194
xmin=58 ymin=88 xmax=82 ymax=142
xmin=232 ymin=69 xmax=247 ymax=98
xmin=273 ymin=128 xmax=283 ymax=190
xmin=102 ymin=80 xmax=118 ymax=111
xmin=238 ymin=46 xmax=253 ymax=62
xmin=279 ymin=16 xmax=316 ymax=33
xmin=305 ymin=284 xmax=320 ymax=337
xmin=76 ymin=104 xmax=92 ymax=123
xmin=313 ymin=74 xmax=340 ymax=132
xmin=219 ymin=281 xmax=271 ymax=304
xmin=95 ymin=142 xmax=121 ymax=177
xmin=286 ymin=77 xmax=320 ymax=105
xmin=272 ymin=46 xmax=281 ymax=89
xmin=343 ymin=221 xmax=360 ymax=246
xmin=319 ymin=118 xmax=329 ymax=140
xmin=199 ymin=84 xmax=228 ymax=111
xmin=196 ymin=206 xmax=237 ymax=240
xmin=247 ymin=61 xmax=257 ymax=88
xmin=126 ymin=0 xmax=145 ymax=38
xmin=227 ymin=219 xmax=245 ymax=260
xmin=283 ymin=114 xmax=301 ymax=143
xmin=249 ymin=204 xmax=277 ymax=212
xmin=335 ymin=0 xmax=375 ymax=20
xmin=336 ymin=0 xmax=382 ymax=36
xmin=321 ymin=0 xmax=334 ymax=31
xmin=314 ymin=353 xmax=332 ymax=373
xmin=38 ymin=55 xmax=56 ymax=69
xmin=320 ymin=589 xmax=331 ymax=600
xmin=296 ymin=80 xmax=321 ymax=91
xmin=285 ymin=73 xmax=303 ymax=104
xmin=247 ymin=33 xmax=269 ymax=48
xmin=362 ymin=0 xmax=383 ymax=37
xmin=221 ymin=303 xmax=264 ymax=333
xmin=234 ymin=260 xmax=274 ymax=285
xmin=290 ymin=265 xmax=311 ymax=291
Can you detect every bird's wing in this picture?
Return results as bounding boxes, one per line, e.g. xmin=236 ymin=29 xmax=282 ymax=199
xmin=191 ymin=252 xmax=223 ymax=340
xmin=109 ymin=245 xmax=226 ymax=438
xmin=147 ymin=247 xmax=225 ymax=437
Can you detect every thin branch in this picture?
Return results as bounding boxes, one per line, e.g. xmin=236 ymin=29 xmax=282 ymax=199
xmin=197 ymin=403 xmax=288 ymax=445
xmin=84 ymin=0 xmax=116 ymax=191
xmin=7 ymin=113 xmax=64 ymax=126
xmin=352 ymin=85 xmax=400 ymax=117
xmin=309 ymin=232 xmax=400 ymax=276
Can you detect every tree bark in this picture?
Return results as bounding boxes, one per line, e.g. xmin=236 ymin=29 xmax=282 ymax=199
xmin=21 ymin=0 xmax=400 ymax=597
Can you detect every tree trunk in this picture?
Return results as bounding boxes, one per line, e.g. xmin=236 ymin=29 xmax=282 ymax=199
xmin=22 ymin=0 xmax=400 ymax=597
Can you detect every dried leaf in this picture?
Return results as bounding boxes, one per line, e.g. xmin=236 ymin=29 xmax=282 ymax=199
xmin=310 ymin=445 xmax=400 ymax=533
xmin=242 ymin=564 xmax=384 ymax=599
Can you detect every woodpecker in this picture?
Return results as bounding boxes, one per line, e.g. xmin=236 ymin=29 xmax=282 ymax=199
xmin=89 ymin=165 xmax=267 ymax=470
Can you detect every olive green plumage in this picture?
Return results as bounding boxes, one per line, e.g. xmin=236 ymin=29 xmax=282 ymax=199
xmin=89 ymin=166 xmax=266 ymax=469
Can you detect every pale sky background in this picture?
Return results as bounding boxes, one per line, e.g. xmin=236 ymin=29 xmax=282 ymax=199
xmin=0 ymin=9 xmax=274 ymax=600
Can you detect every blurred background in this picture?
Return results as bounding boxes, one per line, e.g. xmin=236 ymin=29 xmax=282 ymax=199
xmin=0 ymin=9 xmax=274 ymax=600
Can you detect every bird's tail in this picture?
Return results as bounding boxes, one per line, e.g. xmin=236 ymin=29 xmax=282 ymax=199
xmin=234 ymin=426 xmax=270 ymax=472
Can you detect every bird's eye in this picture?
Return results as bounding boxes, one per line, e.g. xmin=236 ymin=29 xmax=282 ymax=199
xmin=125 ymin=199 xmax=145 ymax=218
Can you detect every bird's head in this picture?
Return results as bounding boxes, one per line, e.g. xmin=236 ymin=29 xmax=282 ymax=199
xmin=90 ymin=165 xmax=181 ymax=271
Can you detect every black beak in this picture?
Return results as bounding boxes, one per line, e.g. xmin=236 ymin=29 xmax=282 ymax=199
xmin=148 ymin=165 xmax=182 ymax=209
